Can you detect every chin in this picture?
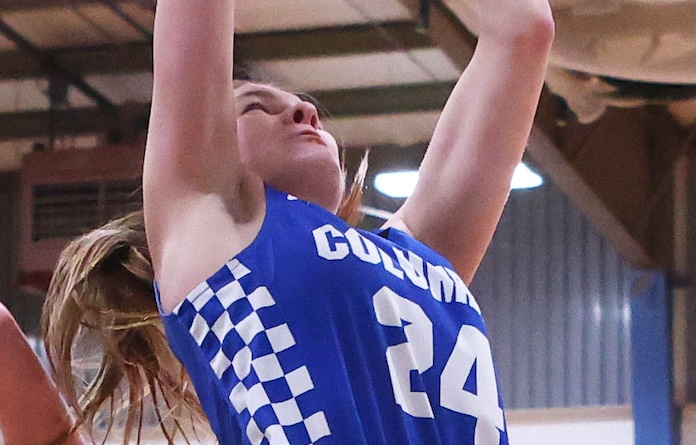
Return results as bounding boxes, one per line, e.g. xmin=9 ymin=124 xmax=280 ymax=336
xmin=269 ymin=161 xmax=343 ymax=211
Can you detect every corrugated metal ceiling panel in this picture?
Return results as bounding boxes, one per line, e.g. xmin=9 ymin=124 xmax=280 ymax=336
xmin=236 ymin=0 xmax=411 ymax=33
xmin=2 ymin=8 xmax=120 ymax=47
xmin=251 ymin=49 xmax=459 ymax=91
xmin=327 ymin=111 xmax=440 ymax=147
xmin=72 ymin=5 xmax=147 ymax=42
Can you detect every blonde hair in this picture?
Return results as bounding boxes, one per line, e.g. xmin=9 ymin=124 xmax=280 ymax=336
xmin=42 ymin=155 xmax=368 ymax=443
xmin=42 ymin=212 xmax=205 ymax=444
xmin=337 ymin=148 xmax=369 ymax=226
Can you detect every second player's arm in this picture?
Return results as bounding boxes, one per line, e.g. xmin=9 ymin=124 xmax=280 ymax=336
xmin=0 ymin=304 xmax=91 ymax=445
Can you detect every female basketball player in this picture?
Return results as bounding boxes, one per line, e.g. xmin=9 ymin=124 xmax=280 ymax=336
xmin=41 ymin=0 xmax=555 ymax=443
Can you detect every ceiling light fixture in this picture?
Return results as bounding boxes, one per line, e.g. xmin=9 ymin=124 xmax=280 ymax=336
xmin=374 ymin=171 xmax=419 ymax=198
xmin=510 ymin=162 xmax=544 ymax=190
xmin=374 ymin=163 xmax=543 ymax=198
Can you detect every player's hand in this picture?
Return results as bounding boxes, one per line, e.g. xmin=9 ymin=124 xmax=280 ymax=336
xmin=445 ymin=0 xmax=554 ymax=42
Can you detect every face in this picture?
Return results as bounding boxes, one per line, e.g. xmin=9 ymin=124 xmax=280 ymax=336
xmin=234 ymin=82 xmax=344 ymax=212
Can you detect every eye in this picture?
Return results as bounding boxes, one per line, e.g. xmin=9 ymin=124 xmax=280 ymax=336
xmin=241 ymin=102 xmax=268 ymax=114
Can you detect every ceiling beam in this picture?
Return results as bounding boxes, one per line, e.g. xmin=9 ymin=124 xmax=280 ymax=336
xmin=395 ymin=0 xmax=476 ymax=70
xmin=0 ymin=0 xmax=156 ymax=13
xmin=0 ymin=42 xmax=152 ymax=80
xmin=0 ymin=82 xmax=454 ymax=141
xmin=532 ymin=91 xmax=687 ymax=268
xmin=528 ymin=114 xmax=653 ymax=266
xmin=0 ymin=17 xmax=114 ymax=109
xmin=312 ymin=81 xmax=454 ymax=117
xmin=0 ymin=103 xmax=150 ymax=140
xmin=0 ymin=0 xmax=98 ymax=12
xmin=236 ymin=21 xmax=432 ymax=61
xmin=102 ymin=1 xmax=153 ymax=42
xmin=0 ymin=21 xmax=432 ymax=80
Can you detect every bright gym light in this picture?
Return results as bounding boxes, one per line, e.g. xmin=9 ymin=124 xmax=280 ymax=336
xmin=374 ymin=171 xmax=419 ymax=198
xmin=510 ymin=163 xmax=544 ymax=190
xmin=374 ymin=163 xmax=543 ymax=198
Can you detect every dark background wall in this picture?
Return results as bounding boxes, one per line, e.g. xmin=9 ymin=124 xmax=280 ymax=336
xmin=0 ymin=172 xmax=44 ymax=335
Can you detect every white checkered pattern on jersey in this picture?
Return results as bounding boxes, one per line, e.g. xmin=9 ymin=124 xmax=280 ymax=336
xmin=174 ymin=259 xmax=331 ymax=445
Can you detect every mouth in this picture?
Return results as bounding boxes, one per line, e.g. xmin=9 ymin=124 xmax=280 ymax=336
xmin=298 ymin=130 xmax=327 ymax=146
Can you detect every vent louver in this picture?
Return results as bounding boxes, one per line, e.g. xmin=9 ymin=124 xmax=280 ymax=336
xmin=32 ymin=179 xmax=141 ymax=241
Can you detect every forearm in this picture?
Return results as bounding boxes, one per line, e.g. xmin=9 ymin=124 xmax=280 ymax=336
xmin=428 ymin=8 xmax=554 ymax=156
xmin=394 ymin=6 xmax=554 ymax=281
xmin=0 ymin=310 xmax=88 ymax=445
xmin=152 ymin=0 xmax=236 ymax=111
xmin=146 ymin=0 xmax=240 ymax=196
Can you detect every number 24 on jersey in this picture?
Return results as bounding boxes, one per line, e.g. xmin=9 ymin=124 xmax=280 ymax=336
xmin=372 ymin=286 xmax=505 ymax=445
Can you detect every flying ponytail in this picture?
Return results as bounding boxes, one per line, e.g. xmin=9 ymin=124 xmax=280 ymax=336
xmin=42 ymin=211 xmax=207 ymax=444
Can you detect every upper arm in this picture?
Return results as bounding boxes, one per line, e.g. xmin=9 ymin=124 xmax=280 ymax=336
xmin=386 ymin=19 xmax=555 ymax=283
xmin=143 ymin=1 xmax=266 ymax=308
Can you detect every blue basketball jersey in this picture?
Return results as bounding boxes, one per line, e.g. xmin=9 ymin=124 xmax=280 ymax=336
xmin=157 ymin=186 xmax=508 ymax=445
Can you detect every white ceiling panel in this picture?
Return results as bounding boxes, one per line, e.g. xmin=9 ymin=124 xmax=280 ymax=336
xmin=73 ymin=5 xmax=144 ymax=43
xmin=326 ymin=111 xmax=441 ymax=147
xmin=67 ymin=84 xmax=97 ymax=108
xmin=401 ymin=49 xmax=462 ymax=80
xmin=119 ymin=3 xmax=155 ymax=32
xmin=0 ymin=74 xmax=153 ymax=111
xmin=84 ymin=73 xmax=153 ymax=104
xmin=3 ymin=8 xmax=112 ymax=48
xmin=338 ymin=0 xmax=413 ymax=22
xmin=0 ymin=79 xmax=49 ymax=112
xmin=236 ymin=0 xmax=411 ymax=33
xmin=251 ymin=48 xmax=459 ymax=91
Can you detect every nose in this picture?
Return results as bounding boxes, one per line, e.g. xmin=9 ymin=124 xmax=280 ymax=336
xmin=286 ymin=101 xmax=320 ymax=129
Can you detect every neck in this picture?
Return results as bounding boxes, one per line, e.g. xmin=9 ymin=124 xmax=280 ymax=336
xmin=271 ymin=172 xmax=343 ymax=215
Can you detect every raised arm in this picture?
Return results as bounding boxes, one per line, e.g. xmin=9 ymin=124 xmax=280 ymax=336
xmin=386 ymin=0 xmax=555 ymax=283
xmin=0 ymin=304 xmax=89 ymax=445
xmin=145 ymin=0 xmax=240 ymax=199
xmin=144 ymin=0 xmax=264 ymax=310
